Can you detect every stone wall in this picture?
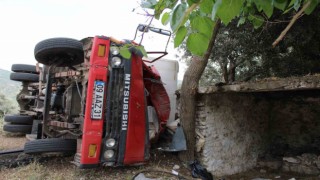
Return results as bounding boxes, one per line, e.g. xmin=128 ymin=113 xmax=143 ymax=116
xmin=195 ymin=90 xmax=320 ymax=176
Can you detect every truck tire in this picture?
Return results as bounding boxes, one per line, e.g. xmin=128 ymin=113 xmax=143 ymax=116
xmin=10 ymin=72 xmax=39 ymax=82
xmin=24 ymin=138 xmax=77 ymax=155
xmin=4 ymin=114 xmax=33 ymax=124
xmin=3 ymin=124 xmax=32 ymax=133
xmin=34 ymin=38 xmax=84 ymax=67
xmin=11 ymin=64 xmax=38 ymax=74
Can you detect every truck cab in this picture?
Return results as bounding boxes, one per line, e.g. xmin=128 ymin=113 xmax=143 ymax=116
xmin=22 ymin=25 xmax=180 ymax=168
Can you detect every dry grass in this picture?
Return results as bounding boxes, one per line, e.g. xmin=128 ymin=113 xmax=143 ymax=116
xmin=0 ymin=116 xmax=26 ymax=151
xmin=1 ymin=118 xmax=318 ymax=180
xmin=0 ymin=154 xmax=187 ymax=180
xmin=0 ymin=116 xmax=4 ymax=135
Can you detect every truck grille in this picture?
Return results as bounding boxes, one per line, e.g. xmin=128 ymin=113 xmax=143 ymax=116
xmin=101 ymin=57 xmax=131 ymax=165
xmin=105 ymin=67 xmax=124 ymax=140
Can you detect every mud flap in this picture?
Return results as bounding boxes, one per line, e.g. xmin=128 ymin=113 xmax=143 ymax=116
xmin=158 ymin=124 xmax=187 ymax=152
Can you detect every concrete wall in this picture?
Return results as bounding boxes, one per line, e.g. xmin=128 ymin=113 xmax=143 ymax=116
xmin=195 ymin=90 xmax=320 ymax=176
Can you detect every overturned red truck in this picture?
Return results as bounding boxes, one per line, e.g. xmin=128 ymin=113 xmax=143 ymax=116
xmin=17 ymin=25 xmax=184 ymax=168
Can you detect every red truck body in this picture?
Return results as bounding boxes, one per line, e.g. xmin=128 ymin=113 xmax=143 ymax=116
xmin=78 ymin=36 xmax=169 ymax=167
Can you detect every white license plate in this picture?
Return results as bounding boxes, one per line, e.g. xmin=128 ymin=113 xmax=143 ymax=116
xmin=91 ymin=81 xmax=105 ymax=119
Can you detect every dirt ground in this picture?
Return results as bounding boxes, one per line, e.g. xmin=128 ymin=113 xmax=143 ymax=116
xmin=0 ymin=130 xmax=193 ymax=180
xmin=0 ymin=120 xmax=319 ymax=180
xmin=0 ymin=133 xmax=26 ymax=151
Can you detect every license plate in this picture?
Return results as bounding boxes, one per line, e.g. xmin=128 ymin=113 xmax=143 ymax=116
xmin=91 ymin=81 xmax=105 ymax=119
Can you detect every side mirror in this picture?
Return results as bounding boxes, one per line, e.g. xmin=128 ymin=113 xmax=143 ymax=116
xmin=136 ymin=24 xmax=171 ymax=36
xmin=138 ymin=24 xmax=149 ymax=33
xmin=133 ymin=24 xmax=172 ymax=63
xmin=149 ymin=27 xmax=171 ymax=36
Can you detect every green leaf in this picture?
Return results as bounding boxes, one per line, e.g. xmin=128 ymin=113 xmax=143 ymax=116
xmin=211 ymin=0 xmax=222 ymax=20
xmin=141 ymin=0 xmax=157 ymax=8
xmin=120 ymin=46 xmax=132 ymax=59
xmin=191 ymin=16 xmax=214 ymax=38
xmin=304 ymin=0 xmax=319 ymax=15
xmin=167 ymin=0 xmax=179 ymax=9
xmin=186 ymin=33 xmax=210 ymax=56
xmin=188 ymin=0 xmax=200 ymax=6
xmin=255 ymin=0 xmax=274 ymax=18
xmin=189 ymin=10 xmax=200 ymax=21
xmin=161 ymin=12 xmax=171 ymax=25
xmin=174 ymin=26 xmax=187 ymax=48
xmin=293 ymin=0 xmax=301 ymax=11
xmin=237 ymin=16 xmax=246 ymax=27
xmin=273 ymin=0 xmax=288 ymax=10
xmin=154 ymin=0 xmax=166 ymax=19
xmin=200 ymin=0 xmax=214 ymax=14
xmin=288 ymin=0 xmax=297 ymax=7
xmin=283 ymin=0 xmax=296 ymax=13
xmin=248 ymin=14 xmax=264 ymax=29
xmin=154 ymin=0 xmax=178 ymax=19
xmin=137 ymin=46 xmax=148 ymax=57
xmin=243 ymin=4 xmax=257 ymax=14
xmin=170 ymin=2 xmax=188 ymax=32
xmin=216 ymin=0 xmax=246 ymax=25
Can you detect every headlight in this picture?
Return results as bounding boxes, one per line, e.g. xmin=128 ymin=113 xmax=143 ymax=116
xmin=106 ymin=138 xmax=116 ymax=148
xmin=110 ymin=46 xmax=120 ymax=55
xmin=112 ymin=57 xmax=122 ymax=66
xmin=104 ymin=150 xmax=115 ymax=159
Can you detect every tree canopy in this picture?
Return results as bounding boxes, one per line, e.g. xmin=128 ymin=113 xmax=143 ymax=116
xmin=180 ymin=7 xmax=320 ymax=85
xmin=142 ymin=0 xmax=319 ymax=56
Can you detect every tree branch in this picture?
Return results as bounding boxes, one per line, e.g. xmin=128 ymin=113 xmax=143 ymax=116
xmin=174 ymin=2 xmax=199 ymax=33
xmin=272 ymin=1 xmax=311 ymax=47
xmin=203 ymin=19 xmax=222 ymax=61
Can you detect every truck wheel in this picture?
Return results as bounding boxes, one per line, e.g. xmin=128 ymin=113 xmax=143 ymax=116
xmin=10 ymin=72 xmax=39 ymax=82
xmin=34 ymin=38 xmax=84 ymax=67
xmin=24 ymin=138 xmax=77 ymax=155
xmin=11 ymin=64 xmax=38 ymax=74
xmin=3 ymin=124 xmax=32 ymax=133
xmin=4 ymin=114 xmax=33 ymax=124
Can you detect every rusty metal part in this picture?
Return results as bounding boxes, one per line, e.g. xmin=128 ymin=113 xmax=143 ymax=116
xmin=47 ymin=121 xmax=77 ymax=129
xmin=19 ymin=109 xmax=38 ymax=116
xmin=42 ymin=66 xmax=55 ymax=138
xmin=55 ymin=70 xmax=81 ymax=78
xmin=19 ymin=95 xmax=37 ymax=100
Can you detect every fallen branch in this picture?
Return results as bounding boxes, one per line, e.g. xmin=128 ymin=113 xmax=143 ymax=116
xmin=272 ymin=1 xmax=311 ymax=47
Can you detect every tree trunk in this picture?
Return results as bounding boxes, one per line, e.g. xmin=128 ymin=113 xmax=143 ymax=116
xmin=178 ymin=20 xmax=221 ymax=162
xmin=222 ymin=63 xmax=229 ymax=83
xmin=228 ymin=60 xmax=236 ymax=82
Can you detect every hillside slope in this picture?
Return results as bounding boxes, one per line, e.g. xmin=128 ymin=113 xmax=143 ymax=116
xmin=0 ymin=68 xmax=21 ymax=107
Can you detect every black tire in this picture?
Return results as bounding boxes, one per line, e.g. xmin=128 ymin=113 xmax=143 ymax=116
xmin=4 ymin=114 xmax=33 ymax=124
xmin=11 ymin=64 xmax=38 ymax=74
xmin=24 ymin=138 xmax=77 ymax=155
xmin=3 ymin=124 xmax=32 ymax=133
xmin=34 ymin=38 xmax=84 ymax=67
xmin=10 ymin=72 xmax=39 ymax=82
